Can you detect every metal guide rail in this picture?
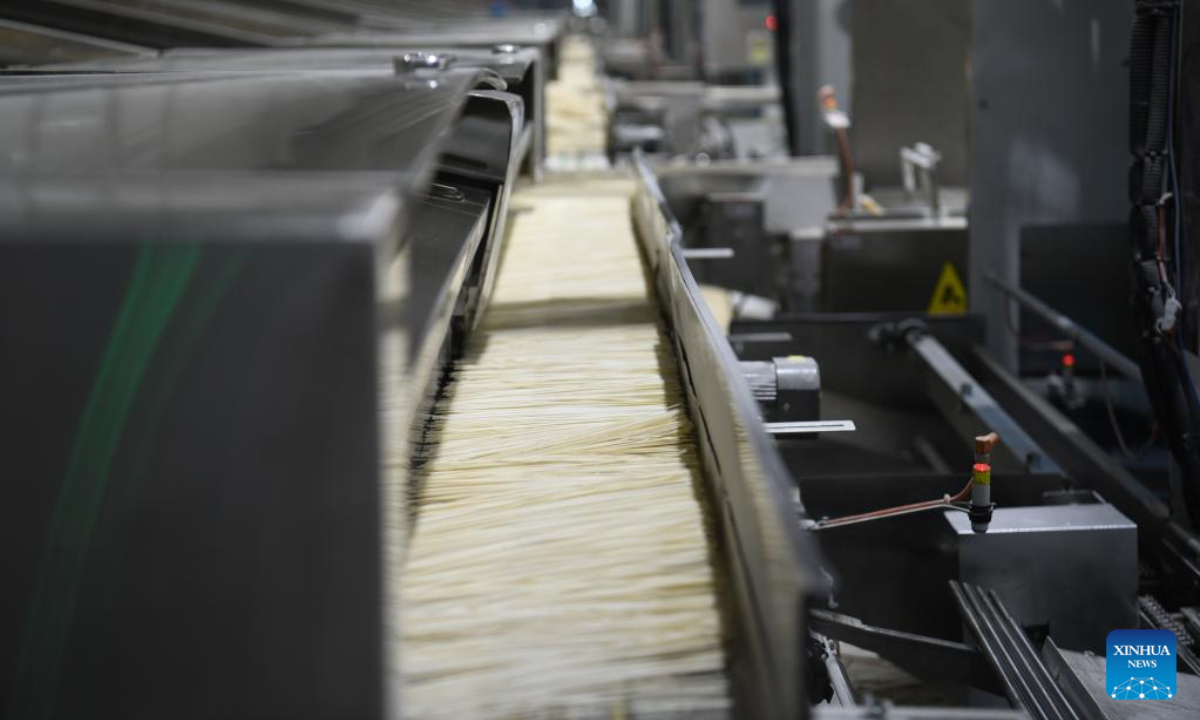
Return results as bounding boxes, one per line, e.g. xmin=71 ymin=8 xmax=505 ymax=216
xmin=13 ymin=45 xmax=547 ymax=176
xmin=632 ymin=153 xmax=825 ymax=719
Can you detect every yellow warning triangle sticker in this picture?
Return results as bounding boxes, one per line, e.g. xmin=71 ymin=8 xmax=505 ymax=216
xmin=927 ymin=261 xmax=968 ymax=315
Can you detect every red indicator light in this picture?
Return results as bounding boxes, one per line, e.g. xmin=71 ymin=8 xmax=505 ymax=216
xmin=765 ymin=14 xmax=778 ymax=32
xmin=1062 ymin=354 xmax=1076 ymax=368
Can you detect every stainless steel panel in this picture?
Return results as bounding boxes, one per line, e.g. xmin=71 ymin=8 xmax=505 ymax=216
xmin=0 ymin=172 xmax=405 ymax=720
xmin=822 ymin=218 xmax=967 ymax=312
xmin=0 ymin=0 xmax=297 ymax=47
xmin=968 ymin=0 xmax=1131 ymax=368
xmin=946 ymin=504 xmax=1138 ymax=653
xmin=657 ymin=157 xmax=839 ymax=234
xmin=0 ymin=69 xmax=485 ymax=176
xmin=26 ymin=46 xmax=546 ymax=174
xmin=850 ymin=0 xmax=969 ymax=188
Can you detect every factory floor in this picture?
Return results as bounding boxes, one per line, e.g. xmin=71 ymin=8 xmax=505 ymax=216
xmin=839 ymin=645 xmax=955 ymax=706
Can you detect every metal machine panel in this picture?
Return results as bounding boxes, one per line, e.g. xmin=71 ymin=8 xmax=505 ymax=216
xmin=0 ymin=66 xmax=526 ymax=328
xmin=0 ymin=0 xmax=565 ymax=73
xmin=946 ymin=503 xmax=1138 ymax=653
xmin=849 ymin=0 xmax=968 ymax=188
xmin=25 ymin=46 xmax=546 ymax=174
xmin=822 ymin=218 xmax=968 ymax=312
xmin=656 ymin=157 xmax=839 ymax=235
xmin=0 ymin=68 xmax=485 ymax=177
xmin=655 ymin=158 xmax=840 ymax=305
xmin=0 ymin=173 xmax=407 ymax=720
xmin=968 ymin=0 xmax=1131 ymax=368
xmin=0 ymin=0 xmax=299 ymax=47
xmin=693 ymin=191 xmax=774 ymax=296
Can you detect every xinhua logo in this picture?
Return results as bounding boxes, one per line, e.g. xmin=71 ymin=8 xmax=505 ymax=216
xmin=1106 ymin=629 xmax=1177 ymax=700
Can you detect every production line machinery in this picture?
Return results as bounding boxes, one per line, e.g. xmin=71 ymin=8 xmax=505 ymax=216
xmin=5 ymin=2 xmax=1200 ymax=719
xmin=0 ymin=14 xmax=825 ymax=720
xmin=7 ymin=43 xmax=548 ymax=180
xmin=635 ymin=145 xmax=1200 ymax=717
xmin=0 ymin=54 xmax=531 ymax=716
xmin=615 ymin=1 xmax=1200 ymax=717
xmin=0 ymin=16 xmax=959 ymax=715
xmin=0 ymin=0 xmax=567 ymax=74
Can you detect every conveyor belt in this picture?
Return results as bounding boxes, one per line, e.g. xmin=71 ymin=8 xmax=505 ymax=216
xmin=398 ymin=179 xmax=730 ymax=718
xmin=546 ymin=36 xmax=608 ymax=162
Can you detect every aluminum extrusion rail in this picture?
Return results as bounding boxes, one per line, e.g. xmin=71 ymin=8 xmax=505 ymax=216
xmin=950 ymin=582 xmax=1082 ymax=720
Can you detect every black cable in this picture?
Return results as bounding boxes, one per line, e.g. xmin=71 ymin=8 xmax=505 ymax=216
xmin=1129 ymin=0 xmax=1200 ymax=523
xmin=1098 ymin=359 xmax=1158 ymax=460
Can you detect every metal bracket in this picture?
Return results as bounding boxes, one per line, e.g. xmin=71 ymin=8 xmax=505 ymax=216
xmin=681 ymin=247 xmax=735 ymax=260
xmin=766 ymin=420 xmax=856 ymax=435
xmin=810 ymin=608 xmax=1004 ymax=696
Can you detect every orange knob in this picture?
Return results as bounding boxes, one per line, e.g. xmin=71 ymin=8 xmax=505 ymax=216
xmin=974 ymin=432 xmax=1000 ymax=456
